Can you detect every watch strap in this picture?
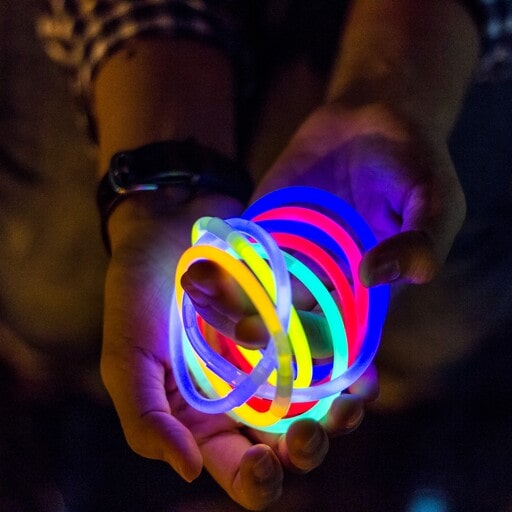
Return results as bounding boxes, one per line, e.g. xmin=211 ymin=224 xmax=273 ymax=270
xmin=97 ymin=138 xmax=253 ymax=253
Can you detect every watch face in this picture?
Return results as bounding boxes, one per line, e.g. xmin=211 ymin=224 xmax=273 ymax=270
xmin=103 ymin=138 xmax=254 ymax=205
xmin=108 ymin=142 xmax=200 ymax=194
xmin=109 ymin=153 xmax=134 ymax=193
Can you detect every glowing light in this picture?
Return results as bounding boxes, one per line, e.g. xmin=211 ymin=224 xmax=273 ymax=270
xmin=170 ymin=187 xmax=389 ymax=433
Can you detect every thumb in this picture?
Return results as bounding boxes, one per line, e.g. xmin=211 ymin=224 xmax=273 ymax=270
xmin=359 ymin=230 xmax=439 ymax=286
xmin=360 ymin=176 xmax=466 ymax=286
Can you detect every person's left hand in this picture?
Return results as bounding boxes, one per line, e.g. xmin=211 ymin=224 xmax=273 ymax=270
xmin=100 ymin=191 xmax=376 ymax=511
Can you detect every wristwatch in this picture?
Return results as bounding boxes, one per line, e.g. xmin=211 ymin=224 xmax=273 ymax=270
xmin=97 ymin=137 xmax=253 ymax=252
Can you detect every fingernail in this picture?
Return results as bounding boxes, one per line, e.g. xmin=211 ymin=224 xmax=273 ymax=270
xmin=176 ymin=461 xmax=200 ymax=483
xmin=251 ymin=450 xmax=276 ymax=482
xmin=367 ymin=259 xmax=400 ymax=286
xmin=180 ymin=470 xmax=194 ymax=483
xmin=346 ymin=407 xmax=364 ymax=430
xmin=182 ymin=267 xmax=217 ymax=297
xmin=301 ymin=426 xmax=325 ymax=456
xmin=164 ymin=453 xmax=200 ymax=484
xmin=184 ymin=286 xmax=210 ymax=308
xmin=187 ymin=262 xmax=216 ymax=285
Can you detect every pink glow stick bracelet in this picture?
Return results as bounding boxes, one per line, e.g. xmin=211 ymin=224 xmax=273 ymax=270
xmin=169 ymin=186 xmax=389 ymax=433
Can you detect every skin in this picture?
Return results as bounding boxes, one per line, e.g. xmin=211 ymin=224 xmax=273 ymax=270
xmin=95 ymin=1 xmax=479 ymax=509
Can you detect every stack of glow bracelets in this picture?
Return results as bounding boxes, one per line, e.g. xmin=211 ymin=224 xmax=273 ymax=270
xmin=170 ymin=187 xmax=389 ymax=433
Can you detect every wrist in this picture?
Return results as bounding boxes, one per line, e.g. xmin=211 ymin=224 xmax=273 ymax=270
xmin=325 ymin=0 xmax=479 ymax=139
xmin=326 ymin=81 xmax=457 ymax=142
xmin=310 ymin=101 xmax=443 ymax=151
xmin=107 ymin=191 xmax=245 ymax=256
xmin=106 ymin=189 xmax=189 ymax=254
xmin=97 ymin=138 xmax=252 ymax=254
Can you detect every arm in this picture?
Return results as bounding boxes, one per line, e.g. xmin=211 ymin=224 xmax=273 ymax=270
xmin=36 ymin=0 xmax=481 ymax=509
xmin=93 ymin=37 xmax=236 ymax=249
xmin=95 ymin=33 xmax=368 ymax=510
xmin=94 ymin=38 xmax=236 ymax=170
xmin=96 ymin=1 xmax=481 ymax=501
xmin=94 ymin=36 xmax=237 ymax=478
xmin=327 ymin=0 xmax=480 ymax=137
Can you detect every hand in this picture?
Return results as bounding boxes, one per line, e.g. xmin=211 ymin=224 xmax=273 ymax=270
xmin=100 ymin=192 xmax=376 ymax=511
xmin=253 ymin=102 xmax=466 ymax=287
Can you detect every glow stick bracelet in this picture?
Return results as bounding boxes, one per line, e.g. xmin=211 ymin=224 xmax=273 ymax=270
xmin=189 ymin=216 xmax=312 ymax=389
xmin=172 ymin=244 xmax=293 ymax=424
xmin=169 ymin=186 xmax=390 ymax=433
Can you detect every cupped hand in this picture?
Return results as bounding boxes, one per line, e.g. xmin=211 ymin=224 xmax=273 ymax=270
xmin=253 ymin=102 xmax=466 ymax=287
xmin=99 ymin=192 xmax=374 ymax=511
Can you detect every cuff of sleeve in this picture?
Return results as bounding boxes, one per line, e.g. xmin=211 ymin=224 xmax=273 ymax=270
xmin=38 ymin=1 xmax=248 ymax=140
xmin=475 ymin=37 xmax=512 ymax=82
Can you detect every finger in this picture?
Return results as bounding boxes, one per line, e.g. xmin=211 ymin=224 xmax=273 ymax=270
xmin=323 ymin=394 xmax=365 ymax=437
xmin=359 ymin=230 xmax=440 ymax=286
xmin=200 ymin=433 xmax=283 ymax=511
xmin=100 ymin=349 xmax=203 ymax=482
xmin=361 ymin=164 xmax=466 ymax=288
xmin=250 ymin=419 xmax=329 ymax=474
xmin=235 ymin=314 xmax=269 ymax=349
xmin=183 ymin=263 xmax=270 ymax=348
xmin=277 ymin=419 xmax=329 ymax=473
xmin=324 ymin=364 xmax=379 ymax=436
xmin=295 ymin=310 xmax=333 ymax=359
xmin=181 ymin=261 xmax=256 ymax=338
xmin=348 ymin=363 xmax=380 ymax=402
xmin=236 ymin=308 xmax=334 ymax=359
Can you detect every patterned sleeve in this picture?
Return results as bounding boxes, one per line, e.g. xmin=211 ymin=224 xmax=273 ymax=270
xmin=36 ymin=0 xmax=512 ymax=118
xmin=36 ymin=0 xmax=243 ymax=132
xmin=477 ymin=0 xmax=512 ymax=81
xmin=472 ymin=0 xmax=512 ymax=81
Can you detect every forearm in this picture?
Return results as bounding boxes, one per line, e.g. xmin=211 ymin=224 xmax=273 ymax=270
xmin=327 ymin=0 xmax=480 ymax=139
xmin=93 ymin=37 xmax=236 ymax=173
xmin=92 ymin=37 xmax=237 ymax=251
